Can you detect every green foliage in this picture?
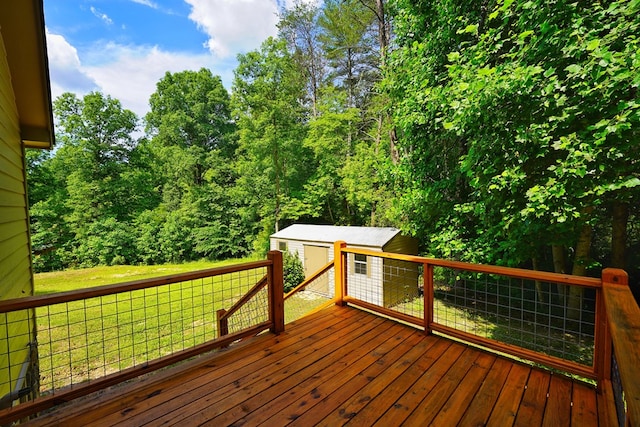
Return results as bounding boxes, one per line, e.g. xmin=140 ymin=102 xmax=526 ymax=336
xmin=232 ymin=37 xmax=312 ymax=245
xmin=386 ymin=0 xmax=640 ymax=274
xmin=283 ymin=251 xmax=305 ymax=293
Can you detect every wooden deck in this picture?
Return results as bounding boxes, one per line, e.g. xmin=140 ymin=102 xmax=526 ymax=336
xmin=25 ymin=305 xmax=609 ymax=426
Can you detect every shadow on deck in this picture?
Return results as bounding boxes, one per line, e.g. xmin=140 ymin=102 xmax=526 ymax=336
xmin=25 ymin=305 xmax=605 ymax=426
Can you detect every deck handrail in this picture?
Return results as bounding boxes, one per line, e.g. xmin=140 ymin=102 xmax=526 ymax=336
xmin=333 ymin=243 xmax=638 ymax=425
xmin=0 ymin=253 xmax=283 ymax=425
xmin=601 ymin=269 xmax=639 ymax=426
xmin=0 ymin=260 xmax=273 ymax=314
xmin=284 ymin=260 xmax=334 ymax=301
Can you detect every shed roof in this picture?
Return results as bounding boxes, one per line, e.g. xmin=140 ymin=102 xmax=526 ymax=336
xmin=271 ymin=224 xmax=401 ymax=248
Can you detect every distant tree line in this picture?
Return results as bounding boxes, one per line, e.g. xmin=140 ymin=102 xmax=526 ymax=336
xmin=27 ymin=0 xmax=639 ymax=294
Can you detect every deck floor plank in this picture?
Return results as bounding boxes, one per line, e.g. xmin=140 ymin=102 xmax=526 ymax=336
xmin=571 ymin=381 xmax=599 ymax=426
xmin=143 ymin=311 xmax=386 ymax=426
xmin=486 ymin=362 xmax=531 ymax=426
xmin=177 ymin=315 xmax=391 ymax=426
xmin=457 ymin=356 xmax=513 ymax=426
xmin=21 ymin=305 xmax=607 ymax=427
xmin=264 ymin=328 xmax=425 ymax=426
xmin=513 ymin=368 xmax=551 ymax=427
xmin=199 ymin=319 xmax=398 ymax=426
xmin=427 ymin=351 xmax=497 ymax=426
xmin=220 ymin=322 xmax=413 ymax=426
xmin=311 ymin=334 xmax=447 ymax=427
xmin=389 ymin=348 xmax=485 ymax=426
xmin=343 ymin=338 xmax=464 ymax=426
xmin=542 ymin=375 xmax=573 ymax=427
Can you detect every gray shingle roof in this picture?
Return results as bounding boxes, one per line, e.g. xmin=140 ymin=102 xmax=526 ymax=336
xmin=271 ymin=224 xmax=400 ymax=248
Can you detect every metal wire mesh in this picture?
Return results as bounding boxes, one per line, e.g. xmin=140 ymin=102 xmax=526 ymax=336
xmin=284 ymin=266 xmax=334 ymax=324
xmin=611 ymin=352 xmax=626 ymax=427
xmin=431 ymin=267 xmax=596 ymax=366
xmin=225 ymin=286 xmax=269 ymax=334
xmin=345 ymin=253 xmax=423 ymax=318
xmin=1 ymin=309 xmax=37 ymax=403
xmin=341 ymin=251 xmax=596 ymax=368
xmin=1 ymin=265 xmax=268 ymax=397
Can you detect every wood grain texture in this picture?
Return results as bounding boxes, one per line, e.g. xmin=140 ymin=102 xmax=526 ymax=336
xmin=20 ymin=305 xmax=609 ymax=426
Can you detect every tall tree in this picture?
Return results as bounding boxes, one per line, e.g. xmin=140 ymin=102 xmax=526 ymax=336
xmin=145 ymin=68 xmax=235 ymax=187
xmin=278 ymin=1 xmax=325 ymax=118
xmin=48 ymin=92 xmax=140 ymax=266
xmin=386 ymin=0 xmax=640 ymax=287
xmin=141 ymin=68 xmax=244 ymax=262
xmin=232 ymin=37 xmax=311 ymax=252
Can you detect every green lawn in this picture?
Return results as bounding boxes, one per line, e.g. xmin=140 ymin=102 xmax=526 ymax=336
xmin=34 ymin=258 xmax=256 ymax=294
xmin=33 ymin=258 xmax=271 ymax=392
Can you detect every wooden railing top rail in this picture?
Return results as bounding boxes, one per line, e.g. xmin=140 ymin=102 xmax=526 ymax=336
xmin=0 ymin=256 xmax=281 ymax=425
xmin=219 ymin=275 xmax=268 ymax=322
xmin=341 ymin=247 xmax=602 ymax=288
xmin=284 ymin=260 xmax=334 ymax=301
xmin=601 ymin=269 xmax=640 ymax=425
xmin=0 ymin=260 xmax=272 ymax=313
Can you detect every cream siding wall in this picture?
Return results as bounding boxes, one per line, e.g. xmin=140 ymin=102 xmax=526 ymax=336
xmin=271 ymin=229 xmax=420 ymax=307
xmin=0 ymin=30 xmax=36 ymax=400
xmin=270 ymin=238 xmax=336 ymax=298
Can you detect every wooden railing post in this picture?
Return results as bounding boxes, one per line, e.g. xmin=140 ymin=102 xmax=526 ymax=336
xmin=216 ymin=309 xmax=229 ymax=338
xmin=601 ymin=268 xmax=639 ymax=426
xmin=268 ymin=250 xmax=284 ymax=334
xmin=334 ymin=241 xmax=347 ymax=306
xmin=424 ymin=263 xmax=434 ymax=335
xmin=594 ymin=282 xmax=611 ymax=389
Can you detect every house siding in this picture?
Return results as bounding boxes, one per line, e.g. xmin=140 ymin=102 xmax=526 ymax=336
xmin=0 ymin=30 xmax=36 ymax=400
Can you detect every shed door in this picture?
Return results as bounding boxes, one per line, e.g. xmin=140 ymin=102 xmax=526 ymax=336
xmin=304 ymin=245 xmax=328 ymax=277
xmin=303 ymin=245 xmax=330 ymax=296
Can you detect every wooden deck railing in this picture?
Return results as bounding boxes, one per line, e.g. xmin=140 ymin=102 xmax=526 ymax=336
xmin=332 ymin=241 xmax=638 ymax=426
xmin=600 ymin=269 xmax=640 ymax=426
xmin=1 ymin=245 xmax=638 ymax=425
xmin=0 ymin=252 xmax=283 ymax=424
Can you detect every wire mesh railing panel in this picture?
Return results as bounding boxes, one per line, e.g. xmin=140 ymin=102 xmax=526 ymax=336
xmin=345 ymin=252 xmax=423 ymax=320
xmin=611 ymin=352 xmax=626 ymax=427
xmin=8 ymin=265 xmax=269 ymax=396
xmin=284 ymin=266 xmax=334 ymax=324
xmin=431 ymin=266 xmax=596 ymax=367
xmin=226 ymin=286 xmax=269 ymax=334
xmin=1 ymin=309 xmax=37 ymax=402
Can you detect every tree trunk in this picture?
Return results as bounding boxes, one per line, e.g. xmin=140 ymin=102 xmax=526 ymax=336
xmin=375 ymin=0 xmax=389 ymax=65
xmin=567 ymin=208 xmax=594 ymax=320
xmin=531 ymin=257 xmax=546 ymax=303
xmin=611 ymin=200 xmax=629 ymax=269
xmin=551 ymin=244 xmax=567 ymax=305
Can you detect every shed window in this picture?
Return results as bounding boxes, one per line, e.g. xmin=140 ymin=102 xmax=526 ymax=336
xmin=278 ymin=241 xmax=287 ymax=251
xmin=354 ymin=254 xmax=367 ymax=275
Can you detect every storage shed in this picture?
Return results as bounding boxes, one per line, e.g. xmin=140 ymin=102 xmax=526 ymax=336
xmin=270 ymin=224 xmax=419 ymax=307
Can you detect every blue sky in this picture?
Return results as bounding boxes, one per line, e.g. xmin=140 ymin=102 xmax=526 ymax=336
xmin=44 ymin=0 xmax=316 ymax=119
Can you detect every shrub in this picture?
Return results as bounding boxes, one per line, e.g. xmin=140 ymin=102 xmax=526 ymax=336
xmin=283 ymin=250 xmax=305 ymax=293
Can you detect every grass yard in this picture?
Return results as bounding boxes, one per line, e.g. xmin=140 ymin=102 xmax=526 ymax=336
xmin=34 ymin=258 xmax=256 ymax=294
xmin=33 ymin=258 xmax=271 ymax=392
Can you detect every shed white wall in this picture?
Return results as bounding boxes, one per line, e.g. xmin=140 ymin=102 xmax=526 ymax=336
xmin=271 ymin=237 xmax=390 ymax=305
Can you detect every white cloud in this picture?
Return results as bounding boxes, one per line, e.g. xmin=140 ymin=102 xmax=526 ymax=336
xmin=282 ymin=0 xmax=322 ymax=8
xmin=90 ymin=7 xmax=114 ymax=25
xmin=46 ymin=30 xmax=99 ymax=99
xmin=46 ymin=0 xmax=320 ymax=122
xmin=185 ymin=0 xmax=280 ymax=58
xmin=46 ymin=31 xmax=234 ymax=121
xmin=131 ymin=0 xmax=159 ymax=8
xmin=83 ymin=43 xmax=228 ymax=119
